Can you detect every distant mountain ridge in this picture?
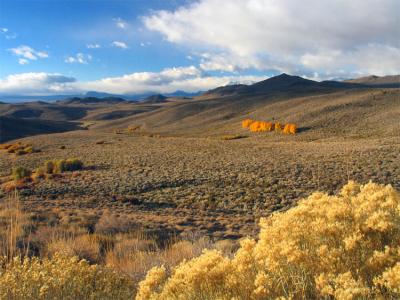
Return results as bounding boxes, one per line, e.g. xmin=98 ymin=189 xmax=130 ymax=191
xmin=204 ymin=73 xmax=363 ymax=97
xmin=0 ymin=74 xmax=398 ymax=104
xmin=57 ymin=96 xmax=128 ymax=105
xmin=0 ymin=90 xmax=202 ymax=103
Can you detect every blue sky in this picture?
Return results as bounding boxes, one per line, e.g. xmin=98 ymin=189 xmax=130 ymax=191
xmin=0 ymin=0 xmax=399 ymax=96
xmin=0 ymin=0 xmax=194 ymax=80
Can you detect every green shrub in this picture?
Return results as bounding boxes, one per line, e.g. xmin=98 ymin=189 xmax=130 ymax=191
xmin=54 ymin=159 xmax=67 ymax=173
xmin=12 ymin=167 xmax=31 ymax=180
xmin=65 ymin=158 xmax=84 ymax=171
xmin=35 ymin=167 xmax=46 ymax=178
xmin=42 ymin=159 xmax=84 ymax=174
xmin=15 ymin=149 xmax=27 ymax=156
xmin=44 ymin=160 xmax=55 ymax=174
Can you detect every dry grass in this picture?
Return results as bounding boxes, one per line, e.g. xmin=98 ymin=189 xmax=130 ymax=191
xmin=0 ymin=192 xmax=31 ymax=261
xmin=1 ymin=129 xmax=399 ymax=240
xmin=0 ymin=142 xmax=40 ymax=156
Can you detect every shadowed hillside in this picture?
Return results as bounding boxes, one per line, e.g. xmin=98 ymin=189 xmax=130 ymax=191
xmin=0 ymin=116 xmax=82 ymax=142
xmin=142 ymin=94 xmax=169 ymax=104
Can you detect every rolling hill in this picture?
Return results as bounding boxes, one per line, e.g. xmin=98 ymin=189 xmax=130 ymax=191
xmin=93 ymin=74 xmax=399 ymax=139
xmin=344 ymin=75 xmax=400 ymax=87
xmin=1 ymin=73 xmax=399 ymax=142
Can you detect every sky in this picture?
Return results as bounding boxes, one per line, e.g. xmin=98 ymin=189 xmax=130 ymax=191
xmin=0 ymin=0 xmax=399 ymax=96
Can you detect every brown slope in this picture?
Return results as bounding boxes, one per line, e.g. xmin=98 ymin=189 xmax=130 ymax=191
xmin=94 ymin=88 xmax=400 ymax=139
xmin=345 ymin=75 xmax=400 ymax=87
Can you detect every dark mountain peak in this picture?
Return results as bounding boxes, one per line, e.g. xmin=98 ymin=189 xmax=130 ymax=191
xmin=204 ymin=84 xmax=248 ymax=96
xmin=250 ymin=73 xmax=316 ymax=90
xmin=275 ymin=73 xmax=291 ymax=78
xmin=142 ymin=94 xmax=168 ymax=103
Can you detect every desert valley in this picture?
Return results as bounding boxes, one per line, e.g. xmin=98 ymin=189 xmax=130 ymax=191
xmin=0 ymin=73 xmax=400 ymax=298
xmin=1 ymin=74 xmax=400 ymax=238
xmin=0 ymin=0 xmax=399 ymax=298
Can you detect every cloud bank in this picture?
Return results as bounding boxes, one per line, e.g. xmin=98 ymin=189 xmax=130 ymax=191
xmin=0 ymin=67 xmax=265 ymax=96
xmin=0 ymin=73 xmax=76 ymax=95
xmin=143 ymin=0 xmax=400 ymax=78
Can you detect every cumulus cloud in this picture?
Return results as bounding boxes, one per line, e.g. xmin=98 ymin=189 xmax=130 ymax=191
xmin=87 ymin=43 xmax=101 ymax=49
xmin=65 ymin=53 xmax=92 ymax=64
xmin=9 ymin=45 xmax=49 ymax=64
xmin=18 ymin=58 xmax=29 ymax=65
xmin=0 ymin=73 xmax=76 ymax=95
xmin=111 ymin=41 xmax=128 ymax=49
xmin=143 ymin=0 xmax=400 ymax=78
xmin=113 ymin=17 xmax=127 ymax=29
xmin=0 ymin=67 xmax=266 ymax=95
xmin=0 ymin=28 xmax=8 ymax=33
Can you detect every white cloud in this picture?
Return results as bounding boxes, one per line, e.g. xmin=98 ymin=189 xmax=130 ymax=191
xmin=0 ymin=28 xmax=8 ymax=33
xmin=65 ymin=53 xmax=92 ymax=64
xmin=111 ymin=41 xmax=128 ymax=49
xmin=9 ymin=45 xmax=49 ymax=63
xmin=143 ymin=0 xmax=400 ymax=78
xmin=18 ymin=58 xmax=29 ymax=65
xmin=0 ymin=67 xmax=266 ymax=95
xmin=113 ymin=17 xmax=127 ymax=29
xmin=0 ymin=73 xmax=76 ymax=95
xmin=72 ymin=66 xmax=266 ymax=94
xmin=87 ymin=43 xmax=101 ymax=49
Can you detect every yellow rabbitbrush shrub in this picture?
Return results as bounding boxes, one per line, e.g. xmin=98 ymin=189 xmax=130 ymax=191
xmin=243 ymin=119 xmax=297 ymax=134
xmin=283 ymin=123 xmax=297 ymax=134
xmin=0 ymin=253 xmax=135 ymax=299
xmin=242 ymin=119 xmax=254 ymax=128
xmin=137 ymin=181 xmax=400 ymax=300
xmin=249 ymin=121 xmax=274 ymax=132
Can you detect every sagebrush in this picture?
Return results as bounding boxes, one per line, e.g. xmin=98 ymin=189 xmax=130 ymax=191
xmin=137 ymin=181 xmax=400 ymax=299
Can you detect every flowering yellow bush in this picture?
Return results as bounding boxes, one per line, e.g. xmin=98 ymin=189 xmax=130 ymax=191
xmin=249 ymin=121 xmax=274 ymax=132
xmin=289 ymin=123 xmax=297 ymax=134
xmin=242 ymin=119 xmax=254 ymax=128
xmin=136 ymin=181 xmax=400 ymax=299
xmin=0 ymin=253 xmax=134 ymax=299
xmin=283 ymin=123 xmax=298 ymax=134
xmin=243 ymin=120 xmax=297 ymax=134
